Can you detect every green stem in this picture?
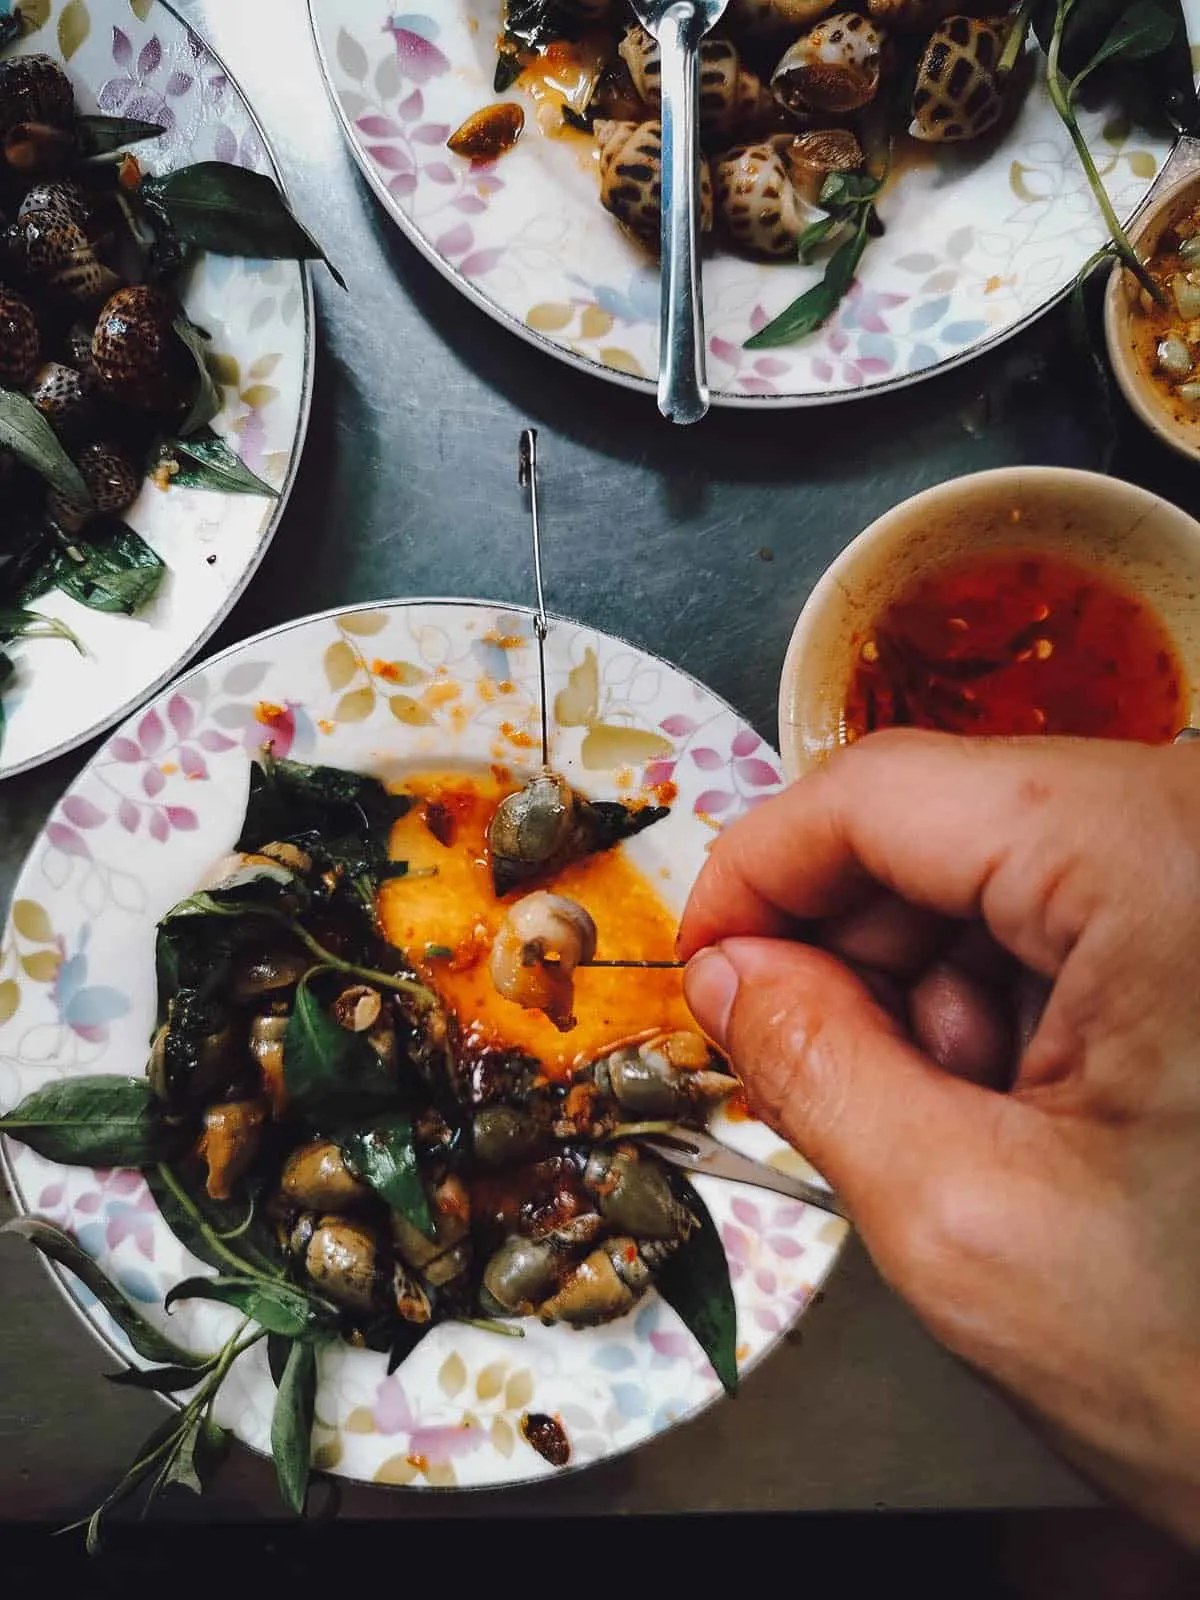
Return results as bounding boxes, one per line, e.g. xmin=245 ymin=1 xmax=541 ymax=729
xmin=455 ymin=1316 xmax=526 ymax=1338
xmin=286 ymin=919 xmax=438 ymax=1007
xmin=155 ymin=1162 xmax=278 ymax=1279
xmin=1046 ymin=1 xmax=1164 ymax=305
xmin=999 ymin=0 xmax=1036 ymax=76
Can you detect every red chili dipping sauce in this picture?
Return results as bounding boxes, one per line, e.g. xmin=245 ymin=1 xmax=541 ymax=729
xmin=842 ymin=551 xmax=1185 ymax=744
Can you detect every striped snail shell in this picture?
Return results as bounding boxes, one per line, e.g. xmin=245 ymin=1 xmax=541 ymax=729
xmin=8 ymin=210 xmax=118 ymax=308
xmin=47 ymin=439 xmax=141 ymax=535
xmin=783 ymin=126 xmax=865 ymax=205
xmin=910 ymin=16 xmax=1005 ymax=142
xmin=27 ymin=360 xmax=93 ymax=441
xmin=729 ymin=0 xmax=837 ymax=30
xmin=0 ymin=285 xmax=39 ymax=387
xmin=0 ymin=54 xmax=74 ymax=137
xmin=619 ymin=25 xmax=776 ymax=142
xmin=772 ymin=12 xmax=885 ymax=115
xmin=595 ymin=119 xmax=714 ymax=253
xmin=714 ymin=141 xmax=809 ymax=259
xmin=91 ymin=284 xmax=192 ymax=414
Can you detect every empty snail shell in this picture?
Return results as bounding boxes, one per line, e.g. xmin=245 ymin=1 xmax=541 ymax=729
xmin=27 ymin=361 xmax=93 ymax=441
xmin=595 ymin=119 xmax=713 ymax=252
xmin=46 ymin=439 xmax=140 ymax=535
xmin=489 ymin=891 xmax=598 ymax=1031
xmin=729 ymin=0 xmax=837 ymax=30
xmin=0 ymin=54 xmax=74 ymax=137
xmin=280 ymin=1138 xmax=370 ymax=1213
xmin=772 ymin=13 xmax=884 ymax=115
xmin=197 ymin=1099 xmax=267 ymax=1202
xmin=782 ymin=126 xmax=865 ymax=205
xmin=0 ymin=286 xmax=39 ymax=387
xmin=714 ymin=141 xmax=810 ymax=259
xmin=910 ymin=16 xmax=1006 ymax=142
xmin=92 ymin=284 xmax=191 ymax=413
xmin=9 ymin=211 xmax=118 ymax=308
xmin=619 ymin=26 xmax=776 ymax=142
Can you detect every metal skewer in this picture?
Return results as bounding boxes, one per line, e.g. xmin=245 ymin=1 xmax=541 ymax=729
xmin=518 ymin=427 xmax=550 ymax=770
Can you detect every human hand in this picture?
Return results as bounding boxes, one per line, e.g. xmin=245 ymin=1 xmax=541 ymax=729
xmin=679 ymin=730 xmax=1200 ymax=1543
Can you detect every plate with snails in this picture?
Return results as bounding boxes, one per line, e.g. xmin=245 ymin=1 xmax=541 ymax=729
xmin=308 ymin=0 xmax=1191 ymax=406
xmin=0 ymin=1 xmax=313 ymax=778
xmin=0 ymin=598 xmax=849 ymax=1506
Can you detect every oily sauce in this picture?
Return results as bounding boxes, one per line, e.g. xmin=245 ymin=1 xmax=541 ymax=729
xmin=842 ymin=551 xmax=1185 ymax=743
xmin=379 ymin=770 xmax=692 ymax=1078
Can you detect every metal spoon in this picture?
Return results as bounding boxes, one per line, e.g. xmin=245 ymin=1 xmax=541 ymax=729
xmin=628 ymin=0 xmax=730 ymax=424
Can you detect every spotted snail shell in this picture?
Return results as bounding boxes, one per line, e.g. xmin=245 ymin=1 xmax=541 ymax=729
xmin=714 ymin=141 xmax=809 ymax=259
xmin=910 ymin=16 xmax=1005 ymax=142
xmin=0 ymin=286 xmax=39 ymax=387
xmin=92 ymin=284 xmax=191 ymax=413
xmin=729 ymin=0 xmax=836 ymax=31
xmin=783 ymin=126 xmax=865 ymax=205
xmin=47 ymin=439 xmax=140 ymax=534
xmin=618 ymin=26 xmax=777 ymax=142
xmin=8 ymin=210 xmax=117 ymax=307
xmin=595 ymin=119 xmax=713 ymax=252
xmin=18 ymin=180 xmax=90 ymax=230
xmin=772 ymin=12 xmax=884 ymax=115
xmin=0 ymin=53 xmax=74 ymax=137
xmin=27 ymin=360 xmax=93 ymax=440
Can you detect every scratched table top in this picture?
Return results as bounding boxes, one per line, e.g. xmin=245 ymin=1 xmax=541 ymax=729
xmin=6 ymin=0 xmax=1199 ymax=1528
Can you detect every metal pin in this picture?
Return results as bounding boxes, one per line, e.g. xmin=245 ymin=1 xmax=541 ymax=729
xmin=1174 ymin=727 xmax=1200 ymax=743
xmin=581 ymin=959 xmax=684 ymax=970
xmin=518 ymin=428 xmax=550 ymax=770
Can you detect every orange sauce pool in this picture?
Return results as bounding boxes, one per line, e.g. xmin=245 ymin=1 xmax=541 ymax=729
xmin=842 ymin=551 xmax=1186 ymax=744
xmin=379 ymin=770 xmax=692 ymax=1078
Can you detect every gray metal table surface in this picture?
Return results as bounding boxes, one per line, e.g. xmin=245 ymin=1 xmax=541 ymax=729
xmin=9 ymin=0 xmax=1196 ymax=1527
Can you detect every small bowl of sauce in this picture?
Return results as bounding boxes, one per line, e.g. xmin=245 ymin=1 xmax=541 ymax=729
xmin=1105 ymin=170 xmax=1200 ymax=460
xmin=779 ymin=467 xmax=1200 ymax=778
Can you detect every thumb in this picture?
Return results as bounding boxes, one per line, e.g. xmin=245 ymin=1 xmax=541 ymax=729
xmin=685 ymin=936 xmax=998 ymax=1244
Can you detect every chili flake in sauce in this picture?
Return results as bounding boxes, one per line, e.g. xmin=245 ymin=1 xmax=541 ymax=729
xmin=842 ymin=551 xmax=1184 ymax=744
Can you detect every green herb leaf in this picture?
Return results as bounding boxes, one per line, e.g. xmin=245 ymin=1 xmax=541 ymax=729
xmin=162 ymin=1412 xmax=229 ymax=1496
xmin=0 ymin=1075 xmax=172 ymax=1166
xmin=0 ymin=607 xmax=83 ymax=649
xmin=75 ymin=112 xmax=166 ymax=157
xmin=106 ymin=1358 xmax=216 ymax=1392
xmin=156 ymin=426 xmax=278 ymax=497
xmin=337 ymin=1112 xmax=433 ymax=1239
xmin=148 ymin=1160 xmax=287 ymax=1279
xmin=267 ymin=1330 xmax=294 ymax=1389
xmin=165 ymin=1273 xmax=332 ymax=1337
xmin=140 ymin=162 xmax=345 ymax=287
xmin=82 ymin=1407 xmax=187 ymax=1553
xmin=744 ymin=211 xmax=873 ymax=350
xmin=653 ymin=1170 xmax=738 ymax=1397
xmin=797 ymin=214 xmax=838 ymax=263
xmin=271 ymin=1337 xmax=317 ymax=1515
xmin=1 ymin=1217 xmax=206 ymax=1367
xmin=172 ymin=314 xmax=223 ymax=438
xmin=0 ymin=389 xmax=91 ymax=502
xmin=1070 ymin=0 xmax=1176 ymax=88
xmin=36 ymin=521 xmax=166 ymax=615
xmin=237 ymin=752 xmax=411 ymax=867
xmin=284 ymin=977 xmax=395 ymax=1119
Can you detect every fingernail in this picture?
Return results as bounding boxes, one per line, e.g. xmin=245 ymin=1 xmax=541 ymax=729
xmin=684 ymin=947 xmax=738 ymax=1048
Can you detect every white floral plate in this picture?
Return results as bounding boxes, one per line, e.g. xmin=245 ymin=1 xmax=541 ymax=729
xmin=0 ymin=0 xmax=313 ymax=778
xmin=0 ymin=599 xmax=849 ymax=1490
xmin=308 ymin=0 xmax=1195 ymax=406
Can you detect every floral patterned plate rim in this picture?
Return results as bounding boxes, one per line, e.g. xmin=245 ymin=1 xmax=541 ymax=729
xmin=0 ymin=596 xmax=850 ymax=1491
xmin=0 ymin=0 xmax=314 ymax=779
xmin=306 ymin=0 xmax=1196 ymax=409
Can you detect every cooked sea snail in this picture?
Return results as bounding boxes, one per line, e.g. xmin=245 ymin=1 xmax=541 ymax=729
xmin=91 ymin=283 xmax=192 ymax=413
xmin=595 ymin=119 xmax=714 ymax=252
xmin=618 ymin=26 xmax=777 ymax=142
xmin=250 ymin=1011 xmax=288 ymax=1116
xmin=0 ymin=285 xmax=39 ymax=386
xmin=46 ymin=440 xmax=141 ymax=534
xmin=714 ymin=140 xmax=811 ymax=259
xmin=291 ymin=1213 xmax=432 ymax=1323
xmin=867 ymin=0 xmax=963 ymax=28
xmin=27 ymin=360 xmax=94 ymax=441
xmin=909 ymin=15 xmax=1006 ymax=142
xmin=582 ymin=1145 xmax=694 ymax=1238
xmin=487 ymin=769 xmax=669 ymax=896
xmin=0 ymin=54 xmax=74 ymax=137
xmin=771 ymin=12 xmax=885 ymax=115
xmin=148 ymin=992 xmax=235 ymax=1109
xmin=730 ymin=0 xmax=838 ymax=29
xmin=280 ymin=1138 xmax=370 ymax=1212
xmin=537 ymin=1235 xmax=681 ymax=1325
xmin=18 ymin=179 xmax=89 ymax=229
xmin=489 ymin=890 xmax=598 ymax=1030
xmin=783 ymin=126 xmax=865 ymax=205
xmin=197 ymin=1099 xmax=267 ymax=1201
xmin=569 ymin=1028 xmax=738 ymax=1126
xmin=8 ymin=208 xmax=118 ymax=308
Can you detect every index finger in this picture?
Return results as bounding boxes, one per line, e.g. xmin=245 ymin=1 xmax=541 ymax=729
xmin=678 ymin=728 xmax=1177 ymax=978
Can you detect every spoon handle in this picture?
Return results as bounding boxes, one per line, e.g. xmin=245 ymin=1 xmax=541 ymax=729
xmin=656 ymin=2 xmax=708 ymax=424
